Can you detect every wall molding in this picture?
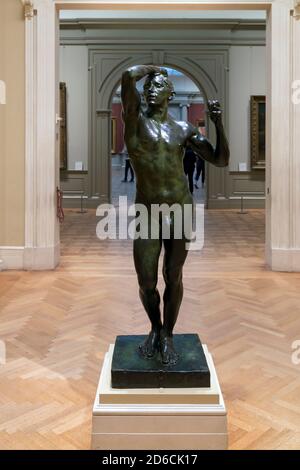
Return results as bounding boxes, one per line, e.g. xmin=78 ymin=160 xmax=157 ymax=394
xmin=0 ymin=245 xmax=61 ymax=271
xmin=270 ymin=249 xmax=300 ymax=272
xmin=60 ymin=18 xmax=266 ymax=31
xmin=208 ymin=197 xmax=265 ymax=209
xmin=61 ymin=38 xmax=266 ymax=47
xmin=0 ymin=247 xmax=25 ymax=270
xmin=294 ymin=6 xmax=300 ymax=18
xmin=62 ymin=196 xmax=100 ymax=209
xmin=24 ymin=244 xmax=60 ymax=271
xmin=21 ymin=1 xmax=34 ymax=20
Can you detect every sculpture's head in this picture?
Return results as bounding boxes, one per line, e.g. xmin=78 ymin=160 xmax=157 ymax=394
xmin=143 ymin=72 xmax=175 ymax=107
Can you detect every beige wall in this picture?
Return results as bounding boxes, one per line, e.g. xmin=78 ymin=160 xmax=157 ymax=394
xmin=0 ymin=0 xmax=25 ymax=247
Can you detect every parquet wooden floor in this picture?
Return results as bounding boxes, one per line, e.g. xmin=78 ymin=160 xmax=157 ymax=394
xmin=0 ymin=209 xmax=300 ymax=449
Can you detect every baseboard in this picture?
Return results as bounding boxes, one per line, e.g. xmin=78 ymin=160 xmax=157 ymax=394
xmin=62 ymin=196 xmax=101 ymax=209
xmin=2 ymin=245 xmax=300 ymax=273
xmin=0 ymin=246 xmax=24 ymax=270
xmin=207 ymin=197 xmax=265 ymax=209
xmin=268 ymin=248 xmax=300 ymax=272
xmin=0 ymin=244 xmax=61 ymax=271
xmin=63 ymin=197 xmax=265 ymax=210
xmin=24 ymin=243 xmax=60 ymax=270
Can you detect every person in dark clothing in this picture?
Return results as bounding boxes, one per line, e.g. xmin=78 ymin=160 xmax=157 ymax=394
xmin=122 ymin=158 xmax=134 ymax=182
xmin=195 ymin=157 xmax=205 ymax=188
xmin=183 ymin=146 xmax=197 ymax=194
xmin=121 ymin=144 xmax=134 ymax=182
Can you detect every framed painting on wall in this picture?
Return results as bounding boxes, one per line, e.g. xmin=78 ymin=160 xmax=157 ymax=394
xmin=250 ymin=95 xmax=266 ymax=170
xmin=59 ymin=82 xmax=67 ymax=170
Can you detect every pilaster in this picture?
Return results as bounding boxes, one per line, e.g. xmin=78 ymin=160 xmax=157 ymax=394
xmin=24 ymin=0 xmax=60 ymax=270
xmin=266 ymin=0 xmax=300 ymax=270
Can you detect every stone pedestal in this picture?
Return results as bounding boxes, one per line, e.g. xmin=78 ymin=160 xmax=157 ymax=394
xmin=91 ymin=343 xmax=227 ymax=450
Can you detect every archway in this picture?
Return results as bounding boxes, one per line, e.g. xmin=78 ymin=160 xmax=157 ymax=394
xmin=90 ymin=49 xmax=226 ymax=208
xmin=109 ymin=67 xmax=209 ymax=207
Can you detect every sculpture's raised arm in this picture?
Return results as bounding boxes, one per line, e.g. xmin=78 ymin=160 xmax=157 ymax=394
xmin=188 ymin=100 xmax=230 ymax=168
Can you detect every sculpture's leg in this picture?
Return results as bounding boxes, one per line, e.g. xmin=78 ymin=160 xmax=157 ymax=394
xmin=134 ymin=237 xmax=162 ymax=358
xmin=161 ymin=237 xmax=189 ymax=365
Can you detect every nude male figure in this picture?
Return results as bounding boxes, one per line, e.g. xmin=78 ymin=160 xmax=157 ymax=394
xmin=121 ymin=65 xmax=229 ymax=365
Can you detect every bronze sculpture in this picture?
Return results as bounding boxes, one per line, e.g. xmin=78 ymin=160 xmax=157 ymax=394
xmin=121 ymin=65 xmax=229 ymax=365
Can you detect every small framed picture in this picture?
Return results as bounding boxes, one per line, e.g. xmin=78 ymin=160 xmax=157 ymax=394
xmin=250 ymin=95 xmax=266 ymax=170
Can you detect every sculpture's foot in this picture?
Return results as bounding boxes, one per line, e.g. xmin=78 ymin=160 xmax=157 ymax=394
xmin=139 ymin=329 xmax=160 ymax=358
xmin=160 ymin=331 xmax=179 ymax=365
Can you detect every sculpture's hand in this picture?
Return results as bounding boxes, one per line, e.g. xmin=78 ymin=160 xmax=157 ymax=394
xmin=159 ymin=67 xmax=168 ymax=76
xmin=208 ymin=100 xmax=222 ymax=125
xmin=149 ymin=66 xmax=168 ymax=77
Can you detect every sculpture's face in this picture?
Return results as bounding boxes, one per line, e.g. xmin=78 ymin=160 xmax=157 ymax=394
xmin=144 ymin=74 xmax=171 ymax=107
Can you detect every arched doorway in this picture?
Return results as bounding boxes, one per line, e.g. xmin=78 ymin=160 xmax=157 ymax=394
xmin=89 ymin=48 xmax=227 ymax=209
xmin=109 ymin=67 xmax=208 ymax=207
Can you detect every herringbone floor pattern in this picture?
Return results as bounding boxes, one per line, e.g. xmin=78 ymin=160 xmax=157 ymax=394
xmin=0 ymin=209 xmax=300 ymax=449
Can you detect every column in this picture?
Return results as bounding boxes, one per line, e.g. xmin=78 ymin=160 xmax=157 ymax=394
xmin=0 ymin=80 xmax=5 ymax=269
xmin=266 ymin=0 xmax=300 ymax=271
xmin=180 ymin=103 xmax=190 ymax=121
xmin=24 ymin=0 xmax=60 ymax=269
xmin=290 ymin=6 xmax=300 ymax=269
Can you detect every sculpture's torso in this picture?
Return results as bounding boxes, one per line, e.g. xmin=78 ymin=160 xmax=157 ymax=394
xmin=124 ymin=111 xmax=193 ymax=206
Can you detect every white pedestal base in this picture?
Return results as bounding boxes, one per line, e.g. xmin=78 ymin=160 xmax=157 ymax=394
xmin=91 ymin=344 xmax=227 ymax=450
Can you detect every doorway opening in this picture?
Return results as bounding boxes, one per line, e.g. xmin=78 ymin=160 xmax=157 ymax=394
xmin=27 ymin=3 xmax=291 ymax=271
xmin=57 ymin=8 xmax=266 ymax=267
